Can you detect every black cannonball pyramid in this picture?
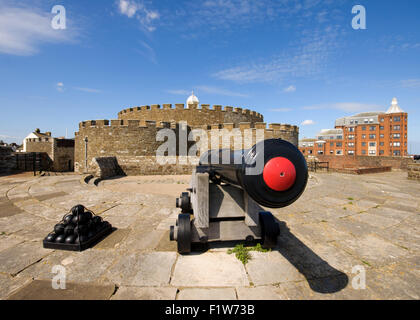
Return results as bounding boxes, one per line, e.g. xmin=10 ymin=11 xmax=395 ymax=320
xmin=74 ymin=224 xmax=89 ymax=236
xmin=72 ymin=211 xmax=90 ymax=225
xmin=54 ymin=223 xmax=66 ymax=235
xmin=77 ymin=235 xmax=89 ymax=243
xmin=92 ymin=216 xmax=102 ymax=225
xmin=55 ymin=234 xmax=66 ymax=243
xmin=71 ymin=204 xmax=85 ymax=216
xmin=64 ymin=224 xmax=75 ymax=236
xmin=65 ymin=234 xmax=77 ymax=244
xmin=63 ymin=214 xmax=74 ymax=225
xmin=84 ymin=211 xmax=93 ymax=221
xmin=46 ymin=232 xmax=57 ymax=242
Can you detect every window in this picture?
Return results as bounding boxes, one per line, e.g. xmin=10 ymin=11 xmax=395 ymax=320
xmin=380 ymin=126 xmax=384 ymax=130
xmin=348 ymin=127 xmax=355 ymax=132
xmin=380 ymin=134 xmax=384 ymax=138
xmin=369 ymin=134 xmax=376 ymax=139
xmin=393 ymin=125 xmax=401 ymax=130
xmin=348 ymin=151 xmax=355 ymax=155
xmin=355 ymin=120 xmax=359 ymax=124
xmin=379 ymin=150 xmax=384 ymax=155
xmin=348 ymin=135 xmax=355 ymax=140
xmin=362 ymin=150 xmax=366 ymax=155
xmin=330 ymin=150 xmax=334 ymax=154
xmin=393 ymin=150 xmax=401 ymax=156
xmin=350 ymin=120 xmax=354 ymax=124
xmin=369 ymin=142 xmax=376 ymax=147
xmin=394 ymin=116 xmax=401 ymax=122
xmin=337 ymin=136 xmax=343 ymax=140
xmin=364 ymin=119 xmax=368 ymax=124
xmin=318 ymin=143 xmax=323 ymax=148
xmin=336 ymin=150 xmax=342 ymax=155
xmin=393 ymin=142 xmax=401 ymax=147
xmin=362 ymin=134 xmax=366 ymax=139
xmin=336 ymin=142 xmax=342 ymax=147
xmin=380 ymin=118 xmax=384 ymax=122
xmin=370 ymin=126 xmax=376 ymax=131
xmin=369 ymin=150 xmax=376 ymax=155
xmin=380 ymin=142 xmax=384 ymax=146
xmin=308 ymin=150 xmax=313 ymax=154
xmin=302 ymin=150 xmax=305 ymax=153
xmin=318 ymin=151 xmax=324 ymax=155
xmin=348 ymin=142 xmax=355 ymax=147
xmin=362 ymin=142 xmax=366 ymax=146
xmin=393 ymin=133 xmax=400 ymax=138
xmin=330 ymin=142 xmax=334 ymax=147
xmin=369 ymin=119 xmax=374 ymax=123
xmin=362 ymin=126 xmax=366 ymax=131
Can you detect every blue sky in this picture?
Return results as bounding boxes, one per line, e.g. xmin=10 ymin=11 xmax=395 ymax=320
xmin=0 ymin=0 xmax=419 ymax=153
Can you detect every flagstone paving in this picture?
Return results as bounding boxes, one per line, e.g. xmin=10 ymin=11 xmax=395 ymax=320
xmin=0 ymin=171 xmax=418 ymax=300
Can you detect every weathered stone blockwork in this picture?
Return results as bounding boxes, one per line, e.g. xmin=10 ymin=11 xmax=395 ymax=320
xmin=118 ymin=104 xmax=264 ymax=127
xmin=74 ymin=105 xmax=299 ymax=176
xmin=408 ymin=163 xmax=420 ymax=181
xmin=312 ymin=154 xmax=413 ymax=171
xmin=25 ymin=138 xmax=75 ymax=172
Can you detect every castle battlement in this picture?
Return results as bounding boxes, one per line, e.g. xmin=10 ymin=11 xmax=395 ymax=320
xmin=74 ymin=100 xmax=299 ymax=175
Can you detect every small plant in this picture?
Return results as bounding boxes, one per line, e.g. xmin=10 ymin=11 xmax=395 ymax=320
xmin=361 ymin=260 xmax=371 ymax=267
xmin=0 ymin=232 xmax=5 ymax=235
xmin=347 ymin=197 xmax=354 ymax=201
xmin=348 ymin=201 xmax=353 ymax=205
xmin=343 ymin=207 xmax=347 ymax=210
xmin=228 ymin=243 xmax=271 ymax=265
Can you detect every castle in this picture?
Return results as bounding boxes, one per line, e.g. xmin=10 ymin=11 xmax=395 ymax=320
xmin=74 ymin=93 xmax=300 ymax=176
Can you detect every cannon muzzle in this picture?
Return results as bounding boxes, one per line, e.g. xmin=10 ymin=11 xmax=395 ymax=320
xmin=198 ymin=139 xmax=308 ymax=208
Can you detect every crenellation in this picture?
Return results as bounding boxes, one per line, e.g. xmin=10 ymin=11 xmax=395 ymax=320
xmin=255 ymin=122 xmax=267 ymax=130
xmin=75 ymin=101 xmax=298 ymax=175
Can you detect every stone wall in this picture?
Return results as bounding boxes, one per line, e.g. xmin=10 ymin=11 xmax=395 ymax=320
xmin=52 ymin=139 xmax=75 ymax=172
xmin=74 ymin=120 xmax=299 ymax=175
xmin=0 ymin=146 xmax=15 ymax=174
xmin=90 ymin=157 xmax=125 ymax=179
xmin=24 ymin=138 xmax=74 ymax=172
xmin=312 ymin=154 xmax=413 ymax=171
xmin=408 ymin=163 xmax=420 ymax=181
xmin=118 ymin=104 xmax=264 ymax=127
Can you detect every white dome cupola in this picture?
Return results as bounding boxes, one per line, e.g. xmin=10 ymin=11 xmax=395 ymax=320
xmin=186 ymin=91 xmax=199 ymax=106
xmin=386 ymin=97 xmax=404 ymax=114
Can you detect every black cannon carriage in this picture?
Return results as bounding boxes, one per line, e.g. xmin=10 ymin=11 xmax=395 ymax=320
xmin=170 ymin=139 xmax=308 ymax=253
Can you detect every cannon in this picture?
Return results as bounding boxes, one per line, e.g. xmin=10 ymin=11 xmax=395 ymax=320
xmin=170 ymin=139 xmax=308 ymax=253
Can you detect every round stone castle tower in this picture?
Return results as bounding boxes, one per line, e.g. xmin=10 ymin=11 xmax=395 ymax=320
xmin=75 ymin=93 xmax=299 ymax=176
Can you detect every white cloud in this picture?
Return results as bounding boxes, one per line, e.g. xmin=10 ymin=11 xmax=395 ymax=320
xmin=283 ymin=85 xmax=296 ymax=93
xmin=270 ymin=108 xmax=292 ymax=112
xmin=74 ymin=87 xmax=102 ymax=94
xmin=400 ymin=79 xmax=420 ymax=89
xmin=167 ymin=86 xmax=248 ymax=98
xmin=136 ymin=41 xmax=157 ymax=64
xmin=301 ymin=120 xmax=315 ymax=126
xmin=302 ymin=102 xmax=384 ymax=112
xmin=167 ymin=89 xmax=191 ymax=95
xmin=196 ymin=86 xmax=248 ymax=97
xmin=213 ymin=26 xmax=342 ymax=84
xmin=117 ymin=0 xmax=160 ymax=32
xmin=56 ymin=82 xmax=64 ymax=92
xmin=0 ymin=5 xmax=77 ymax=56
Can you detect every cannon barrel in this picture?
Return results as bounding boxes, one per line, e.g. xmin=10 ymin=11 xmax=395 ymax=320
xmin=199 ymin=139 xmax=308 ymax=208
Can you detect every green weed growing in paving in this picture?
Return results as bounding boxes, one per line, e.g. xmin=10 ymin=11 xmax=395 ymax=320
xmin=227 ymin=243 xmax=271 ymax=265
xmin=347 ymin=197 xmax=354 ymax=201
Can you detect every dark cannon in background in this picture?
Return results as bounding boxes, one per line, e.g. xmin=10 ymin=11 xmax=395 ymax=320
xmin=170 ymin=139 xmax=308 ymax=253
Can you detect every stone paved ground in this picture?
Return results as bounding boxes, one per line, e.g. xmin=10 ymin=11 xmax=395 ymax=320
xmin=0 ymin=171 xmax=419 ymax=300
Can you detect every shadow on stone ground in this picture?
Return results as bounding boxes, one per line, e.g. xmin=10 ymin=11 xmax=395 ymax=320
xmin=191 ymin=218 xmax=349 ymax=294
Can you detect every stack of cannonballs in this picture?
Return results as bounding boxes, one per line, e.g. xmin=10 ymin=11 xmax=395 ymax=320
xmin=43 ymin=204 xmax=112 ymax=251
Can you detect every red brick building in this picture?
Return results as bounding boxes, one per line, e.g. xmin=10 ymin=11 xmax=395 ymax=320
xmin=299 ymin=98 xmax=408 ymax=157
